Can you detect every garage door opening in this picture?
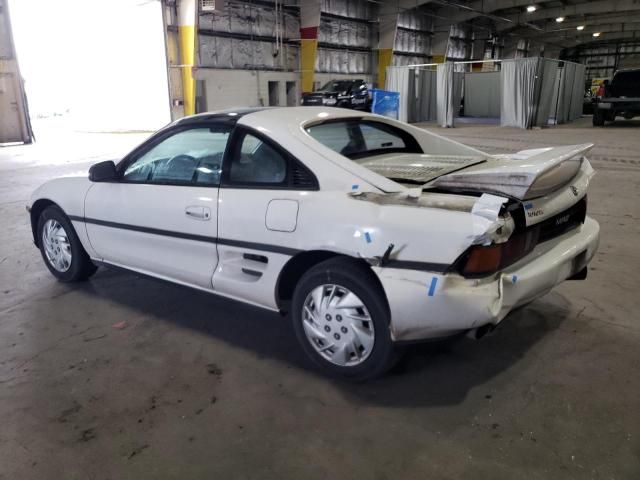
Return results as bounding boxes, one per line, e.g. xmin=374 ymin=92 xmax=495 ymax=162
xmin=8 ymin=0 xmax=170 ymax=140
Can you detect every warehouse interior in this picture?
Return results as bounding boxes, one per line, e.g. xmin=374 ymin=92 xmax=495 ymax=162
xmin=1 ymin=0 xmax=639 ymax=478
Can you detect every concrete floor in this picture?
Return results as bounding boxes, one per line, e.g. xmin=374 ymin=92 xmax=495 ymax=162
xmin=1 ymin=117 xmax=638 ymax=479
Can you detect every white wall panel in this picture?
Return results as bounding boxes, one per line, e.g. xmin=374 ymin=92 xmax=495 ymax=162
xmin=197 ymin=69 xmax=299 ymax=110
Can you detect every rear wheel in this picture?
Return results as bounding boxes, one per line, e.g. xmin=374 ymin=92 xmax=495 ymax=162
xmin=593 ymin=109 xmax=605 ymax=126
xmin=291 ymin=258 xmax=397 ymax=381
xmin=37 ymin=205 xmax=97 ymax=282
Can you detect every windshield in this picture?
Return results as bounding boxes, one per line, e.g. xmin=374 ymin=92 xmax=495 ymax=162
xmin=318 ymin=80 xmax=354 ymax=93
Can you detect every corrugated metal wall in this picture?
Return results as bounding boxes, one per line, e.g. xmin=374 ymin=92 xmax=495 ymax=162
xmin=316 ymin=0 xmax=373 ymax=74
xmin=564 ymin=43 xmax=640 ymax=83
xmin=393 ymin=10 xmax=433 ymax=66
xmin=198 ymin=2 xmax=299 ymax=70
xmin=446 ymin=25 xmax=472 ymax=61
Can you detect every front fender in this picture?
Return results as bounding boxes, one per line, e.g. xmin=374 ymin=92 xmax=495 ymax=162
xmin=29 ymin=176 xmax=96 ymax=256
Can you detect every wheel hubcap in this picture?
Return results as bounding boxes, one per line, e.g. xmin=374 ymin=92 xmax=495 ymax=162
xmin=301 ymin=284 xmax=375 ymax=367
xmin=42 ymin=219 xmax=72 ymax=273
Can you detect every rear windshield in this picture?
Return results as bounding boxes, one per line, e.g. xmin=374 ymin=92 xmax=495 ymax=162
xmin=612 ymin=70 xmax=640 ymax=96
xmin=306 ymin=120 xmax=422 ymax=160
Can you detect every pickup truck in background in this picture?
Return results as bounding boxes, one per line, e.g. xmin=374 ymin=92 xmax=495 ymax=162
xmin=593 ymin=68 xmax=640 ymax=126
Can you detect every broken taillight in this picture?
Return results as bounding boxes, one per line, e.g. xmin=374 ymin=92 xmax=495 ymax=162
xmin=458 ymin=230 xmax=538 ymax=277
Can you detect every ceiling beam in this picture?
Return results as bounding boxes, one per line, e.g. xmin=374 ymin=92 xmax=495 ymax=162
xmin=433 ymin=0 xmax=557 ymax=26
xmin=514 ymin=17 xmax=640 ymax=38
xmin=495 ymin=0 xmax=640 ymax=32
xmin=535 ymin=13 xmax=640 ymax=31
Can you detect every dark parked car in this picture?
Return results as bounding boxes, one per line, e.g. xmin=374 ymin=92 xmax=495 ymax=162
xmin=301 ymin=79 xmax=371 ymax=111
xmin=593 ymin=69 xmax=640 ymax=126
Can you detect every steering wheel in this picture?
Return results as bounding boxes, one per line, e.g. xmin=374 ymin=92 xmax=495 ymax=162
xmin=165 ymin=154 xmax=197 ymax=170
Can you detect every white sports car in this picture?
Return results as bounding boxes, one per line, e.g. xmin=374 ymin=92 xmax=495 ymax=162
xmin=28 ymin=107 xmax=600 ymax=380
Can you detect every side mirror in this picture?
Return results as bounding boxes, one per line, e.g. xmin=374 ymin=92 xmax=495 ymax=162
xmin=89 ymin=160 xmax=117 ymax=182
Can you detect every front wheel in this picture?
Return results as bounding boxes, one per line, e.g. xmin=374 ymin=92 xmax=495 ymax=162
xmin=37 ymin=205 xmax=97 ymax=282
xmin=291 ymin=258 xmax=397 ymax=381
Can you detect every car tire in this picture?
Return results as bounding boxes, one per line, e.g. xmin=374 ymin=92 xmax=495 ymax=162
xmin=291 ymin=257 xmax=397 ymax=381
xmin=592 ymin=109 xmax=605 ymax=126
xmin=37 ymin=205 xmax=97 ymax=282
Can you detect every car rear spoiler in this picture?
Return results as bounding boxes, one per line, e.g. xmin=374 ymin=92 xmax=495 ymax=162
xmin=427 ymin=143 xmax=594 ymax=200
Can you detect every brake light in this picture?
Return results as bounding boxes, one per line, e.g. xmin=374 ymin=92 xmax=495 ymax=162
xmin=463 ymin=245 xmax=502 ymax=276
xmin=458 ymin=230 xmax=538 ymax=277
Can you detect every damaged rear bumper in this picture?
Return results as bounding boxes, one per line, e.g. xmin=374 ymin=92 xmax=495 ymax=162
xmin=374 ymin=216 xmax=600 ymax=342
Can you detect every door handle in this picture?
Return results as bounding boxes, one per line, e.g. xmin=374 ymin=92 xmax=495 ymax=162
xmin=185 ymin=206 xmax=211 ymax=221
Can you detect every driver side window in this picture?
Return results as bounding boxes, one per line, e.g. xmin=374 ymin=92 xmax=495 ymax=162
xmin=123 ymin=127 xmax=230 ymax=186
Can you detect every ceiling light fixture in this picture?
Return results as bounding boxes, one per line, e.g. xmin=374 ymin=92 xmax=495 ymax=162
xmin=576 ymin=25 xmax=585 ymax=31
xmin=526 ymin=5 xmax=536 ymax=13
xmin=556 ymin=17 xmax=565 ymax=22
xmin=593 ymin=32 xmax=601 ymax=37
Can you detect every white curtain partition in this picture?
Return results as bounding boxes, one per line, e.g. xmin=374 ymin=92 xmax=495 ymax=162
xmin=464 ymin=71 xmax=501 ymax=118
xmin=437 ymin=62 xmax=455 ymax=127
xmin=388 ymin=57 xmax=585 ymax=129
xmin=534 ymin=59 xmax=559 ymax=126
xmin=570 ymin=63 xmax=586 ymax=120
xmin=552 ymin=61 xmax=586 ymax=124
xmin=418 ymin=69 xmax=437 ymax=122
xmin=555 ymin=62 xmax=576 ymax=124
xmin=385 ymin=66 xmax=411 ymax=122
xmin=500 ymin=58 xmax=539 ymax=128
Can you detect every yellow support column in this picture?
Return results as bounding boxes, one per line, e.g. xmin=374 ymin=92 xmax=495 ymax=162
xmin=300 ymin=31 xmax=318 ymax=93
xmin=178 ymin=0 xmax=196 ymax=116
xmin=377 ymin=48 xmax=393 ymax=90
xmin=299 ymin=2 xmax=321 ymax=94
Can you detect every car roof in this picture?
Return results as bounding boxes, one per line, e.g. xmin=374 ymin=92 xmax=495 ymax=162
xmin=172 ymin=107 xmax=273 ymax=127
xmin=175 ymin=106 xmax=378 ymax=129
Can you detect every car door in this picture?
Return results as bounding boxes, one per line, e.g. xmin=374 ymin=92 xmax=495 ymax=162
xmin=213 ymin=126 xmax=318 ymax=309
xmin=84 ymin=123 xmax=231 ymax=289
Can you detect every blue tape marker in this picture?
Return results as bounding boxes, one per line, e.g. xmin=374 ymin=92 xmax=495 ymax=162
xmin=352 ymin=184 xmax=359 ymax=190
xmin=525 ymin=203 xmax=533 ymax=210
xmin=364 ymin=232 xmax=372 ymax=243
xmin=512 ymin=275 xmax=518 ymax=284
xmin=428 ymin=277 xmax=438 ymax=297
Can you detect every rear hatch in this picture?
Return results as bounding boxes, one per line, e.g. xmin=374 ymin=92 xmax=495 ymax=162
xmin=361 ymin=143 xmax=593 ymax=226
xmin=610 ymin=70 xmax=640 ymax=98
xmin=417 ymin=144 xmax=594 ymax=277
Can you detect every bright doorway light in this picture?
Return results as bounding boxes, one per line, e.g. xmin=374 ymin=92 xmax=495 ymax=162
xmin=8 ymin=0 xmax=170 ymax=132
xmin=556 ymin=17 xmax=565 ymax=23
xmin=593 ymin=32 xmax=601 ymax=37
xmin=526 ymin=5 xmax=537 ymax=13
xmin=577 ymin=25 xmax=585 ymax=31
